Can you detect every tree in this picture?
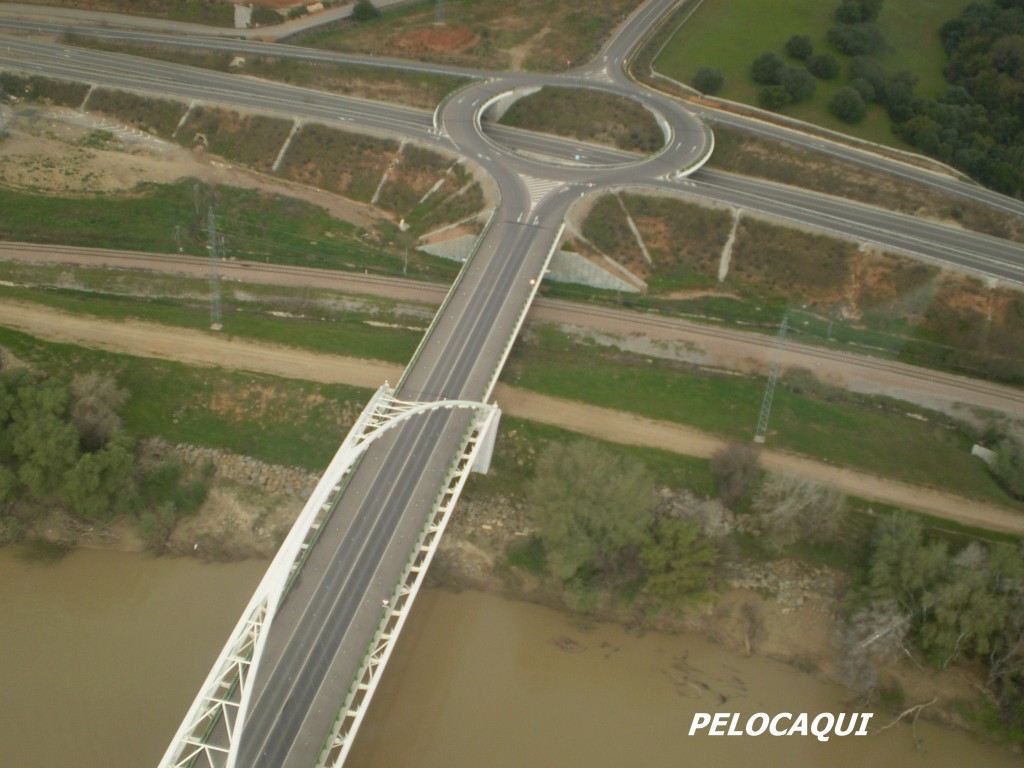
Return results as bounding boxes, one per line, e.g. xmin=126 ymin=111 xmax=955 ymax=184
xmin=692 ymin=66 xmax=724 ymax=95
xmin=849 ymin=76 xmax=876 ymax=102
xmin=758 ymin=85 xmax=792 ymax=110
xmin=69 ymin=371 xmax=128 ymax=451
xmin=835 ymin=600 xmax=912 ymax=695
xmin=785 ymin=34 xmax=814 ymax=61
xmin=751 ymin=52 xmax=786 ymax=85
xmin=751 ymin=474 xmax=846 ymax=553
xmin=993 ymin=436 xmax=1024 ymax=499
xmin=351 ymin=0 xmax=380 ymax=21
xmin=807 ymin=52 xmax=841 ymax=79
xmin=710 ymin=442 xmax=760 ymax=509
xmin=835 ymin=0 xmax=884 ymax=23
xmin=830 ymin=86 xmax=868 ymax=123
xmin=665 ymin=489 xmax=734 ymax=539
xmin=919 ymin=542 xmax=1024 ymax=668
xmin=827 ymin=23 xmax=886 ymax=56
xmin=827 ymin=87 xmax=868 ymax=123
xmin=781 ymin=65 xmax=816 ymax=102
xmin=63 ymin=431 xmax=136 ymax=520
xmin=525 ymin=441 xmax=654 ymax=582
xmin=8 ymin=383 xmax=79 ymax=501
xmin=640 ymin=517 xmax=717 ymax=603
xmin=868 ymin=512 xmax=949 ymax=618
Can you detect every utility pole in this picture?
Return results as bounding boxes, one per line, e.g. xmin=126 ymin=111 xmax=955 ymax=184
xmin=754 ymin=314 xmax=788 ymax=444
xmin=207 ymin=208 xmax=223 ymax=331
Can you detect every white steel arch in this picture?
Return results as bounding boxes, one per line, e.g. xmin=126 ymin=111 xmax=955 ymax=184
xmin=158 ymin=383 xmax=499 ymax=768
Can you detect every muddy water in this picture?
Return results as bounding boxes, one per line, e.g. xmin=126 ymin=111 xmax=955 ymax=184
xmin=1 ymin=551 xmax=1019 ymax=768
xmin=0 ymin=547 xmax=267 ymax=768
xmin=350 ymin=590 xmax=1022 ymax=768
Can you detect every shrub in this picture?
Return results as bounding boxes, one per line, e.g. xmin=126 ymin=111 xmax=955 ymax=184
xmin=828 ymin=23 xmax=886 ymax=56
xmin=830 ymin=86 xmax=868 ymax=123
xmin=849 ymin=76 xmax=876 ymax=102
xmin=352 ymin=0 xmax=380 ymax=21
xmin=781 ymin=66 xmax=816 ymax=102
xmin=751 ymin=52 xmax=786 ymax=85
xmin=758 ymin=85 xmax=792 ymax=110
xmin=807 ymin=52 xmax=841 ymax=79
xmin=692 ymin=66 xmax=724 ymax=94
xmin=785 ymin=34 xmax=814 ymax=60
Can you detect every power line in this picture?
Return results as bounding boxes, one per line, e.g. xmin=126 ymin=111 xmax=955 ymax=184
xmin=754 ymin=314 xmax=788 ymax=444
xmin=207 ymin=208 xmax=223 ymax=331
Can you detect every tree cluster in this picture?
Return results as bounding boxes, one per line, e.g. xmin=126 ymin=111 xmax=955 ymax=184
xmin=0 ymin=369 xmax=135 ymax=536
xmin=831 ymin=0 xmax=1024 ymax=194
xmin=0 ymin=368 xmax=209 ymax=546
xmin=750 ymin=52 xmax=817 ymax=109
xmin=523 ymin=441 xmax=718 ymax=608
xmin=849 ymin=512 xmax=1024 ymax=728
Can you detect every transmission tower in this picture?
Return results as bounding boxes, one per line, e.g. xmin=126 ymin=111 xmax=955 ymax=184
xmin=207 ymin=208 xmax=223 ymax=331
xmin=754 ymin=314 xmax=788 ymax=444
xmin=435 ymin=0 xmax=444 ymax=24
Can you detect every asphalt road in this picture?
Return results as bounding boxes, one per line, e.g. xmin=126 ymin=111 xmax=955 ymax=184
xmin=1 ymin=0 xmax=1022 ymax=765
xmin=2 ymin=34 xmax=1021 ymax=282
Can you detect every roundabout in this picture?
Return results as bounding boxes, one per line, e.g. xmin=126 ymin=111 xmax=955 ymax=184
xmin=437 ymin=73 xmax=714 ymax=195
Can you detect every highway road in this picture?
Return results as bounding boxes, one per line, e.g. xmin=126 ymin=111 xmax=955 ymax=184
xmin=1 ymin=0 xmax=1022 ymax=765
xmin=5 ymin=0 xmax=1022 ymax=221
xmin=2 ymin=33 xmax=1022 ymax=283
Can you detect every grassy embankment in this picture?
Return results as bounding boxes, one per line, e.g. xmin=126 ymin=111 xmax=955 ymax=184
xmin=565 ymin=192 xmax=1024 ymax=386
xmin=650 ymin=0 xmax=973 ymax=146
xmin=0 ymin=257 xmax=1017 ymax=510
xmin=294 ymin=0 xmax=643 ymax=72
xmin=1 ymin=318 xmax=1013 ymax=563
xmin=0 ymin=325 xmax=371 ymax=471
xmin=0 ymin=180 xmax=457 ymax=281
xmin=497 ymin=87 xmax=663 ymax=152
xmin=705 ymin=126 xmax=1024 ymax=243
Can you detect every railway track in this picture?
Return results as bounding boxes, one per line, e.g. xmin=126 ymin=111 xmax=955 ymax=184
xmin=3 ymin=240 xmax=1023 ymax=414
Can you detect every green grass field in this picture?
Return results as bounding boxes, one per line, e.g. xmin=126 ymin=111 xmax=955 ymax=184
xmin=0 ymin=182 xmax=459 ymax=282
xmin=655 ymin=0 xmax=973 ymax=145
xmin=505 ymin=325 xmax=1018 ymax=508
xmin=0 ymin=326 xmax=372 ymax=470
xmin=1 ymin=271 xmax=1015 ymax=508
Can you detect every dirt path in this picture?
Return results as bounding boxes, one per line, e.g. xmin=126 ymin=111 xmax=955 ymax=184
xmin=2 ymin=300 xmax=1022 ymax=535
xmin=4 ymin=242 xmax=1022 ymax=422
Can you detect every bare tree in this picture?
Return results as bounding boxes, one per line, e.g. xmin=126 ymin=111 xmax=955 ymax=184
xmin=665 ymin=489 xmax=734 ymax=539
xmin=752 ymin=473 xmax=846 ymax=553
xmin=835 ymin=600 xmax=913 ymax=696
xmin=710 ymin=442 xmax=761 ymax=509
xmin=69 ymin=372 xmax=128 ymax=451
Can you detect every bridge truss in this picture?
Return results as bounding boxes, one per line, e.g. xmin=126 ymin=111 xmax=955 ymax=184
xmin=158 ymin=385 xmax=500 ymax=768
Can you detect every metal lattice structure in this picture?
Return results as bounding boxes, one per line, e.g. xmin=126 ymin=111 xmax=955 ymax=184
xmin=754 ymin=315 xmax=789 ymax=444
xmin=158 ymin=384 xmax=499 ymax=768
xmin=207 ymin=208 xmax=222 ymax=331
xmin=318 ymin=403 xmax=500 ymax=767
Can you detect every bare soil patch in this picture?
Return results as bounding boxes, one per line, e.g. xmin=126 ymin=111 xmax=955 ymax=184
xmin=393 ymin=25 xmax=478 ymax=55
xmin=0 ymin=106 xmax=386 ymax=229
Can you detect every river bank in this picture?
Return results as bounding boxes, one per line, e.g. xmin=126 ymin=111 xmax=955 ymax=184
xmin=2 ymin=546 xmax=1020 ymax=768
xmin=15 ymin=441 xmax=1016 ymax=755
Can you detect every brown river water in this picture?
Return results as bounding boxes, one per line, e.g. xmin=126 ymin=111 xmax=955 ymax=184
xmin=0 ymin=547 xmax=1020 ymax=768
